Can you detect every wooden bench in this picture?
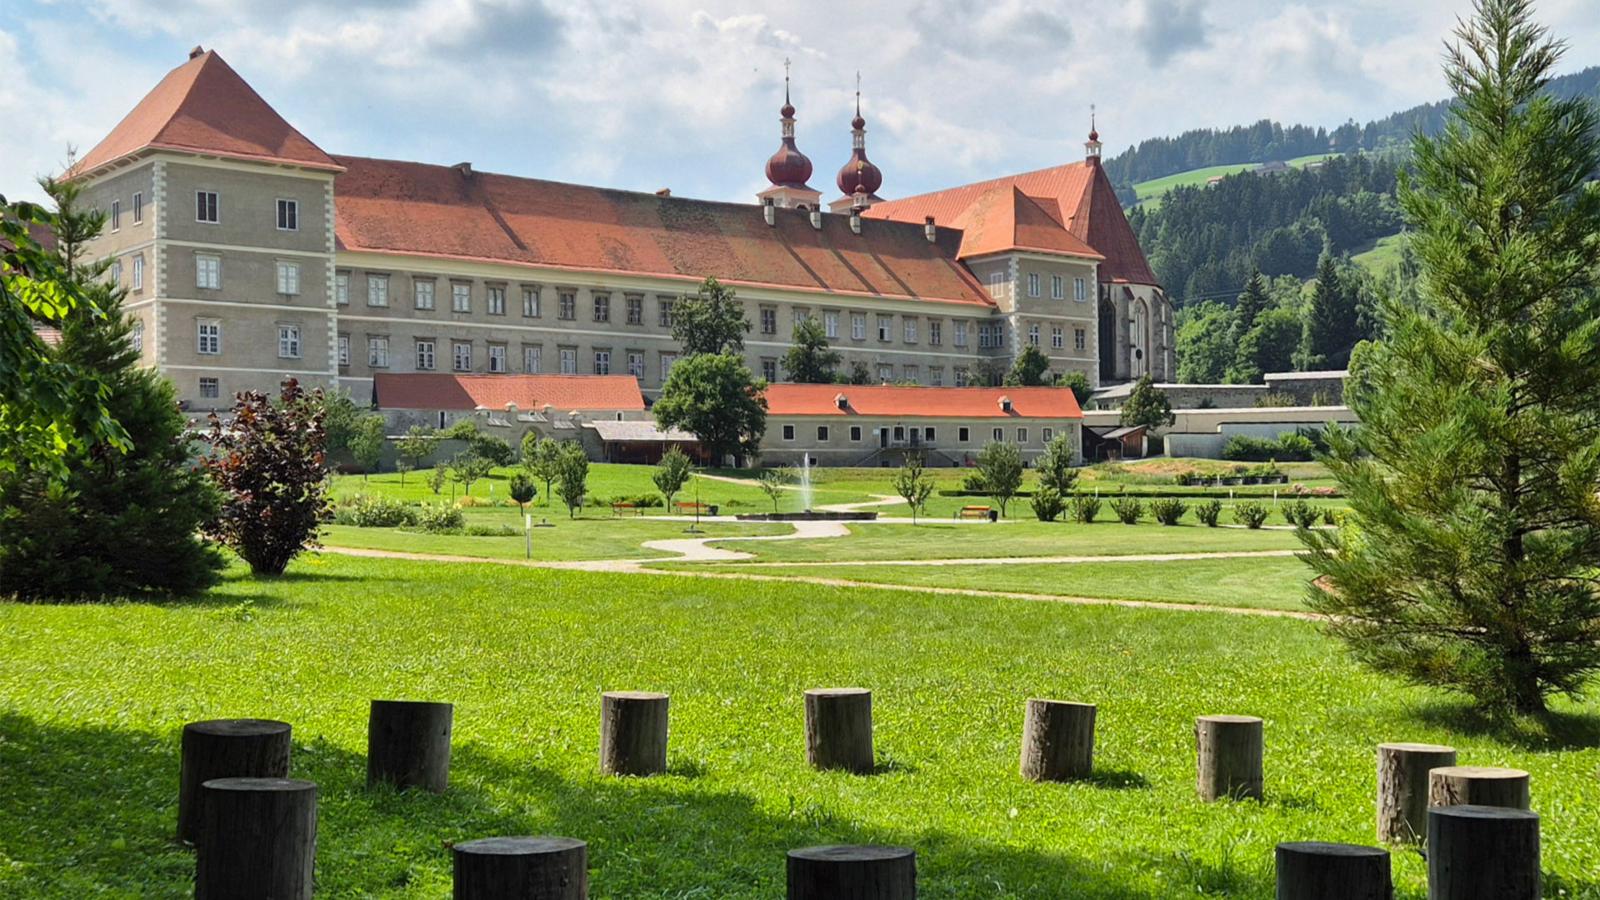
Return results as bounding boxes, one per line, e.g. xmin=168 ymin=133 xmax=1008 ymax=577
xmin=611 ymin=502 xmax=641 ymax=517
xmin=674 ymin=501 xmax=710 ymax=515
xmin=957 ymin=505 xmax=992 ymax=520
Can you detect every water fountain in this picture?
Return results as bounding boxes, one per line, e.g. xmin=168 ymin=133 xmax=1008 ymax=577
xmin=798 ymin=453 xmax=814 ymax=512
xmin=735 ymin=453 xmax=877 ymax=521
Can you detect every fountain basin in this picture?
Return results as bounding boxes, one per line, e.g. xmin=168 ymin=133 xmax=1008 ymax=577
xmin=735 ymin=511 xmax=878 ymax=522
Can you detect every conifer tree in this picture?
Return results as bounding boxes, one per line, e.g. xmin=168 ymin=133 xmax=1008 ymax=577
xmin=1298 ymin=251 xmax=1363 ymax=370
xmin=1303 ymin=0 xmax=1600 ymax=716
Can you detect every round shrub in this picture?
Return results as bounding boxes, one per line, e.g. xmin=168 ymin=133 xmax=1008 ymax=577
xmin=1194 ymin=499 xmax=1223 ymax=527
xmin=1111 ymin=496 xmax=1144 ymax=525
xmin=333 ymin=496 xmax=418 ymax=528
xmin=1069 ymin=495 xmax=1101 ymax=523
xmin=414 ymin=504 xmax=465 ymax=534
xmin=1233 ymin=501 xmax=1270 ymax=529
xmin=1150 ymin=497 xmax=1187 ymax=526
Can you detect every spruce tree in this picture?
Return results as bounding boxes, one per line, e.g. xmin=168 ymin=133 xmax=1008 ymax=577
xmin=1233 ymin=269 xmax=1268 ymax=337
xmin=1303 ymin=0 xmax=1600 ymax=716
xmin=1299 ymin=251 xmax=1362 ymax=370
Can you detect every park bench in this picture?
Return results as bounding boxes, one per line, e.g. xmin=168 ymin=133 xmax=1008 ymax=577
xmin=611 ymin=502 xmax=641 ymax=517
xmin=957 ymin=505 xmax=992 ymax=520
xmin=674 ymin=501 xmax=710 ymax=515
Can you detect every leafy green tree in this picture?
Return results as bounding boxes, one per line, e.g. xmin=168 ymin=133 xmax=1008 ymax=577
xmin=320 ymin=389 xmax=363 ymax=455
xmin=652 ymin=445 xmax=694 ymax=509
xmin=653 ymin=353 xmax=767 ymax=465
xmin=1056 ymin=370 xmax=1093 ymax=407
xmin=1119 ymin=375 xmax=1175 ymax=429
xmin=395 ymin=425 xmax=434 ymax=484
xmin=349 ymin=415 xmax=386 ymax=480
xmin=845 ymin=360 xmax=872 ymax=385
xmin=523 ymin=435 xmax=563 ymax=507
xmin=1175 ymin=301 xmax=1235 ymax=383
xmin=756 ymin=467 xmax=791 ymax=513
xmin=1035 ymin=432 xmax=1079 ymax=496
xmin=671 ymin=276 xmax=749 ymax=355
xmin=439 ymin=419 xmax=513 ymax=466
xmin=1029 ymin=486 xmax=1066 ymax=522
xmin=1304 ymin=0 xmax=1600 ymax=716
xmin=781 ymin=316 xmax=841 ymax=383
xmin=975 ymin=441 xmax=1023 ymax=517
xmin=508 ymin=472 xmax=537 ymax=513
xmin=448 ymin=451 xmax=493 ymax=496
xmin=555 ymin=441 xmax=589 ymax=518
xmin=1004 ymin=345 xmax=1052 ymax=386
xmin=1227 ymin=306 xmax=1300 ymax=383
xmin=892 ymin=453 xmax=935 ymax=524
xmin=428 ymin=465 xmax=447 ymax=496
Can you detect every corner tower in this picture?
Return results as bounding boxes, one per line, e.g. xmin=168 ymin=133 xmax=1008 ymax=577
xmin=757 ymin=60 xmax=821 ymax=210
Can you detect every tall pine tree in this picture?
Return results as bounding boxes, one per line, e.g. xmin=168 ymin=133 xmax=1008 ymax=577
xmin=1298 ymin=251 xmax=1363 ymax=370
xmin=1303 ymin=0 xmax=1600 ymax=716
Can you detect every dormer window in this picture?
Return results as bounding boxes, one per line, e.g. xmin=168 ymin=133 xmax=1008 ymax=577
xmin=999 ymin=396 xmax=1013 ymax=413
xmin=834 ymin=393 xmax=849 ymax=410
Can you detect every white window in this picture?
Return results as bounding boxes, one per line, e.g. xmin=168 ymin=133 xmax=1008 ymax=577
xmin=593 ymin=349 xmax=611 ymax=375
xmin=523 ymin=344 xmax=541 ymax=373
xmin=488 ymin=286 xmax=505 ymax=316
xmin=1052 ymin=326 xmax=1064 ymax=349
xmin=993 ymin=427 xmax=1004 ymax=442
xmin=368 ymin=336 xmax=389 ymax=367
xmin=111 ymin=259 xmax=122 ymax=285
xmin=793 ymin=308 xmax=810 ymax=327
xmin=954 ymin=321 xmax=969 ymax=347
xmin=1017 ymin=427 xmax=1028 ymax=442
xmin=559 ymin=346 xmax=577 ymax=374
xmin=877 ymin=315 xmax=892 ymax=342
xmin=824 ymin=311 xmax=839 ymax=339
xmin=132 ymin=191 xmax=143 ymax=225
xmin=336 ymin=272 xmax=350 ymax=306
xmin=452 ymin=283 xmax=471 ymax=313
xmin=626 ymin=295 xmax=644 ymax=325
xmin=851 ymin=313 xmax=867 ymax=340
xmin=132 ymin=254 xmax=144 ymax=291
xmin=627 ymin=351 xmax=645 ymax=379
xmin=930 ymin=366 xmax=943 ymax=386
xmin=955 ymin=367 xmax=970 ymax=387
xmin=131 ymin=319 xmax=144 ymax=353
xmin=593 ymin=294 xmax=610 ymax=323
xmin=195 ymin=191 xmax=219 ymax=224
xmin=988 ymin=272 xmax=1004 ymax=297
xmin=276 ymin=261 xmax=301 ymax=296
xmin=929 ymin=320 xmax=942 ymax=345
xmin=110 ymin=199 xmax=121 ymax=231
xmin=1074 ymin=327 xmax=1087 ymax=352
xmin=660 ymin=352 xmax=678 ymax=381
xmin=1051 ymin=274 xmax=1064 ymax=299
xmin=198 ymin=377 xmax=220 ymax=399
xmin=415 ymin=340 xmax=435 ymax=370
xmin=278 ymin=324 xmax=301 ymax=359
xmin=197 ymin=320 xmax=221 ymax=355
xmin=367 ymin=274 xmax=389 ymax=307
xmin=453 ymin=341 xmax=472 ymax=372
xmin=903 ymin=365 xmax=919 ymax=384
xmin=196 ymin=254 xmax=221 ymax=290
xmin=760 ymin=308 xmax=777 ymax=335
xmin=761 ymin=359 xmax=778 ymax=382
xmin=338 ymin=334 xmax=350 ymax=366
xmin=782 ymin=424 xmax=795 ymax=441
xmin=877 ymin=363 xmax=893 ymax=382
xmin=488 ymin=344 xmax=506 ymax=373
xmin=1028 ymin=324 xmax=1040 ymax=346
xmin=559 ymin=292 xmax=576 ymax=320
xmin=1027 ymin=272 xmax=1040 ymax=297
xmin=522 ymin=286 xmax=541 ymax=317
xmin=276 ymin=199 xmax=298 ymax=231
xmin=904 ymin=319 xmax=917 ymax=343
xmin=1043 ymin=427 xmax=1055 ymax=442
xmin=1074 ymin=277 xmax=1088 ymax=301
xmin=658 ymin=297 xmax=674 ymax=327
xmin=414 ymin=280 xmax=435 ymax=310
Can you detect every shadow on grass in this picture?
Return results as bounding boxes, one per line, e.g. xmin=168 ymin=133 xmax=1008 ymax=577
xmin=0 ymin=711 xmax=1274 ymax=898
xmin=1408 ymin=699 xmax=1600 ymax=751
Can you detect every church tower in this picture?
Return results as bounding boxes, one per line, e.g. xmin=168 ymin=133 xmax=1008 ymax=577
xmin=828 ymin=76 xmax=885 ymax=213
xmin=756 ymin=60 xmax=821 ymax=210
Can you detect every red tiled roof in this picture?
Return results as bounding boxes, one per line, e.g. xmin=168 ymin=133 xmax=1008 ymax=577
xmin=372 ymin=373 xmax=645 ymax=411
xmin=68 ymin=50 xmax=340 ymax=178
xmin=946 ymin=185 xmax=1101 ymax=260
xmin=331 ymin=156 xmax=995 ymax=308
xmin=764 ymin=383 xmax=1082 ymax=419
xmin=866 ymin=160 xmax=1159 ymax=286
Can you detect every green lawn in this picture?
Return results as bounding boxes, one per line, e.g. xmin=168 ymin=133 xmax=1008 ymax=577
xmin=704 ymin=520 xmax=1305 ymax=563
xmin=1131 ymin=154 xmax=1342 ymax=212
xmin=334 ymin=465 xmax=781 ymax=513
xmin=1352 ymin=232 xmax=1408 ymax=276
xmin=323 ymin=518 xmax=791 ymax=562
xmin=662 ymin=556 xmax=1315 ymax=611
xmin=3 ymin=555 xmax=1597 ymax=897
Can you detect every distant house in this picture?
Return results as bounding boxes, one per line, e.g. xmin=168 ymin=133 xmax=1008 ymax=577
xmin=1256 ymin=160 xmax=1290 ymax=175
xmin=1205 ymin=175 xmax=1228 ymax=185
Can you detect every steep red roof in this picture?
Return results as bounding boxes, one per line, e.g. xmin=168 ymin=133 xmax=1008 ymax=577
xmin=332 ymin=156 xmax=994 ymax=308
xmin=68 ymin=50 xmax=340 ymax=177
xmin=372 ymin=373 xmax=645 ymax=411
xmin=946 ymin=185 xmax=1102 ymax=260
xmin=866 ymin=160 xmax=1159 ymax=286
xmin=765 ymin=384 xmax=1082 ymax=419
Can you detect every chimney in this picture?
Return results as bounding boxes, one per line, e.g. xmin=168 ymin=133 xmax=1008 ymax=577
xmin=656 ymin=188 xmax=671 ymax=197
xmin=189 ymin=46 xmax=205 ymax=59
xmin=834 ymin=393 xmax=849 ymax=410
xmin=809 ymin=209 xmax=823 ymax=230
xmin=924 ymin=215 xmax=937 ymax=242
xmin=849 ymin=211 xmax=862 ymax=234
xmin=453 ymin=161 xmax=473 ymax=178
xmin=763 ymin=196 xmax=776 ymax=226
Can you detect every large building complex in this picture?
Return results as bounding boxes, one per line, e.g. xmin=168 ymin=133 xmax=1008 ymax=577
xmin=68 ymin=48 xmax=1174 ymax=416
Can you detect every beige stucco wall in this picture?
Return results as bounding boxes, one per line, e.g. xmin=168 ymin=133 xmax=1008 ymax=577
xmin=760 ymin=415 xmax=1081 ymax=467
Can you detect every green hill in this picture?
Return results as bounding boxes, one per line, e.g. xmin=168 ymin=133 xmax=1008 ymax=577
xmin=1131 ymin=153 xmax=1340 ymax=212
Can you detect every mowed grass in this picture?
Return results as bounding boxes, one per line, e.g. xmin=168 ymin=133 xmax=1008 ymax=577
xmin=1130 ymin=154 xmax=1340 ymax=212
xmin=3 ymin=555 xmax=1598 ymax=898
xmin=1352 ymin=232 xmax=1408 ymax=276
xmin=323 ymin=518 xmax=791 ymax=562
xmin=663 ymin=556 xmax=1315 ymax=611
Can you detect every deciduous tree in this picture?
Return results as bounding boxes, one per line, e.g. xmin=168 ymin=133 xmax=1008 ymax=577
xmin=1119 ymin=375 xmax=1175 ymax=430
xmin=671 ymin=276 xmax=749 ymax=355
xmin=653 ymin=353 xmax=767 ymax=466
xmin=349 ymin=415 xmax=386 ymax=480
xmin=1004 ymin=345 xmax=1052 ymax=386
xmin=555 ymin=441 xmax=589 ymax=518
xmin=892 ymin=453 xmax=935 ymax=523
xmin=781 ymin=316 xmax=841 ymax=383
xmin=652 ymin=445 xmax=693 ymax=509
xmin=975 ymin=440 xmax=1023 ymax=517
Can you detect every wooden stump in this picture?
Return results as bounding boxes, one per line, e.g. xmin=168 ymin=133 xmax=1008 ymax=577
xmin=1019 ymin=699 xmax=1095 ymax=782
xmin=1274 ymin=841 xmax=1392 ymax=899
xmin=805 ymin=688 xmax=874 ymax=774
xmin=1376 ymin=742 xmax=1456 ymax=842
xmin=1195 ymin=715 xmax=1263 ymax=801
xmin=368 ymin=700 xmax=454 ymax=792
xmin=195 ymin=777 xmax=316 ymax=900
xmin=453 ymin=836 xmax=588 ymax=899
xmin=1427 ymin=805 xmax=1540 ymax=899
xmin=1427 ymin=765 xmax=1530 ymax=811
xmin=177 ymin=718 xmax=292 ymax=844
xmin=787 ymin=845 xmax=915 ymax=899
xmin=599 ymin=691 xmax=669 ymax=776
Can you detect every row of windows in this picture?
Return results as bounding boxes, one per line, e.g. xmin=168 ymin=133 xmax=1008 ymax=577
xmin=1023 ymin=324 xmax=1089 ymax=352
xmin=108 ymin=192 xmax=144 ymax=231
xmin=340 ymin=335 xmax=678 ymax=380
xmin=192 ymin=320 xmax=303 ymax=359
xmin=109 ymin=191 xmax=301 ymax=231
xmin=992 ymin=272 xmax=1091 ymax=302
xmin=779 ymin=423 xmax=1057 ymax=444
xmin=756 ymin=358 xmax=973 ymax=387
xmin=188 ymin=253 xmax=306 ymax=297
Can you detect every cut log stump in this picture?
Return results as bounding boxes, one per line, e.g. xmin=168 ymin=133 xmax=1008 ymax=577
xmin=1427 ymin=765 xmax=1530 ymax=811
xmin=177 ymin=718 xmax=291 ymax=844
xmin=1274 ymin=841 xmax=1392 ymax=900
xmin=1019 ymin=699 xmax=1095 ymax=782
xmin=1427 ymin=805 xmax=1540 ymax=899
xmin=599 ymin=691 xmax=669 ymax=776
xmin=368 ymin=699 xmax=454 ymax=792
xmin=452 ymin=836 xmax=588 ymax=899
xmin=805 ymin=688 xmax=874 ymax=774
xmin=1376 ymin=742 xmax=1456 ymax=842
xmin=194 ymin=777 xmax=316 ymax=900
xmin=787 ymin=844 xmax=915 ymax=899
xmin=1196 ymin=714 xmax=1263 ymax=801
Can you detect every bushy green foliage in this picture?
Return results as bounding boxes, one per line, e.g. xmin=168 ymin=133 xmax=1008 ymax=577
xmin=653 ymin=353 xmax=767 ymax=464
xmin=555 ymin=441 xmax=589 ymax=518
xmin=1003 ymin=345 xmax=1052 ymax=386
xmin=396 ymin=425 xmax=435 ymax=476
xmin=509 ymin=473 xmax=537 ymax=511
xmin=1281 ymin=498 xmax=1319 ymax=529
xmin=1222 ymin=432 xmax=1316 ymax=461
xmin=975 ymin=441 xmax=1023 ymax=516
xmin=1029 ymin=486 xmax=1065 ymax=522
xmin=413 ymin=503 xmax=464 ymax=533
xmin=1150 ymin=497 xmax=1187 ymax=526
xmin=1111 ymin=496 xmax=1145 ymax=525
xmin=652 ymin=446 xmax=694 ymax=508
xmin=892 ymin=454 xmax=935 ymax=523
xmin=1069 ymin=495 xmax=1102 ymax=523
xmin=1034 ymin=433 xmax=1078 ymax=496
xmin=334 ymin=496 xmax=417 ymax=528
xmin=349 ymin=415 xmax=386 ymax=478
xmin=1119 ymin=376 xmax=1175 ymax=429
xmin=1056 ymin=370 xmax=1092 ymax=406
xmin=756 ymin=467 xmax=791 ymax=513
xmin=670 ymin=276 xmax=750 ymax=355
xmin=1194 ymin=499 xmax=1223 ymax=527
xmin=1233 ymin=501 xmax=1270 ymax=529
xmin=523 ymin=435 xmax=562 ymax=507
xmin=428 ymin=465 xmax=447 ymax=496
xmin=448 ymin=452 xmax=494 ymax=495
xmin=781 ymin=316 xmax=840 ymax=384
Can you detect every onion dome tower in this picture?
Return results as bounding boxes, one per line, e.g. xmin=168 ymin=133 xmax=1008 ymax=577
xmin=757 ymin=59 xmax=821 ymax=210
xmin=829 ymin=74 xmax=885 ymax=213
xmin=1085 ymin=104 xmax=1103 ymax=166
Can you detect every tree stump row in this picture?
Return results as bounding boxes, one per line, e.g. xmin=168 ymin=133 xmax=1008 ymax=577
xmin=1375 ymin=741 xmax=1456 ymax=842
xmin=194 ymin=777 xmax=317 ymax=900
xmin=1427 ymin=765 xmax=1530 ymax=810
xmin=1427 ymin=805 xmax=1540 ymax=899
xmin=368 ymin=699 xmax=454 ymax=792
xmin=805 ymin=688 xmax=875 ymax=774
xmin=453 ymin=836 xmax=588 ymax=899
xmin=599 ymin=691 xmax=670 ymax=776
xmin=177 ymin=718 xmax=292 ymax=844
xmin=787 ymin=845 xmax=915 ymax=899
xmin=1019 ymin=699 xmax=1095 ymax=782
xmin=1274 ymin=841 xmax=1392 ymax=899
xmin=1195 ymin=714 xmax=1263 ymax=801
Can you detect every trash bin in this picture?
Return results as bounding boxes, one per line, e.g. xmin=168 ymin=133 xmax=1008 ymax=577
xmin=988 ymin=510 xmax=999 ymax=523
xmin=708 ymin=505 xmax=720 ymax=516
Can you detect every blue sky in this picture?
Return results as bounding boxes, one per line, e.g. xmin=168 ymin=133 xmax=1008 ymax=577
xmin=5 ymin=0 xmax=1599 ymax=205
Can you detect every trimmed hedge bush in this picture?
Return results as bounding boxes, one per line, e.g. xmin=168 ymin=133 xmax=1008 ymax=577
xmin=1111 ymin=497 xmax=1144 ymax=525
xmin=1150 ymin=497 xmax=1187 ymax=526
xmin=1194 ymin=499 xmax=1223 ymax=527
xmin=1233 ymin=501 xmax=1270 ymax=529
